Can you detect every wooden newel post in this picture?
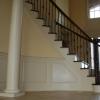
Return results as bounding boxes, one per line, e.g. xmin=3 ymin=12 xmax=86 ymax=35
xmin=93 ymin=39 xmax=100 ymax=85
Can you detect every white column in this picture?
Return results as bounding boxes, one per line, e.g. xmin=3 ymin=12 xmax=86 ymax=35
xmin=5 ymin=0 xmax=24 ymax=93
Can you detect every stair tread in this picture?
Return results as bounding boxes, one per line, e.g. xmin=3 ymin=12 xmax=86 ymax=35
xmin=55 ymin=39 xmax=62 ymax=41
xmin=43 ymin=24 xmax=50 ymax=27
xmin=74 ymin=60 xmax=82 ymax=62
xmin=80 ymin=68 xmax=89 ymax=69
xmin=31 ymin=9 xmax=39 ymax=12
xmin=60 ymin=47 xmax=68 ymax=48
xmin=92 ymin=84 xmax=100 ymax=85
xmin=48 ymin=32 xmax=56 ymax=34
xmin=67 ymin=53 xmax=76 ymax=55
xmin=25 ymin=1 xmax=33 ymax=4
xmin=37 ymin=17 xmax=44 ymax=20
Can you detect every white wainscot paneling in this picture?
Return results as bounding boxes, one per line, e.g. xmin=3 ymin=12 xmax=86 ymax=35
xmin=0 ymin=54 xmax=94 ymax=92
xmin=0 ymin=53 xmax=7 ymax=91
xmin=24 ymin=62 xmax=47 ymax=83
xmin=52 ymin=63 xmax=76 ymax=83
xmin=23 ymin=56 xmax=78 ymax=91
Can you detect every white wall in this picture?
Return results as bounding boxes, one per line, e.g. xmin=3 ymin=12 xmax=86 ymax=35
xmin=21 ymin=5 xmax=62 ymax=57
xmin=70 ymin=0 xmax=100 ymax=37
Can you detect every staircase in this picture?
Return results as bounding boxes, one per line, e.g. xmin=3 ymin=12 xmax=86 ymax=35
xmin=25 ymin=0 xmax=100 ymax=88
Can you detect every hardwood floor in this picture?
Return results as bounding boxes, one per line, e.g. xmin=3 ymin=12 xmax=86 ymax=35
xmin=0 ymin=92 xmax=100 ymax=100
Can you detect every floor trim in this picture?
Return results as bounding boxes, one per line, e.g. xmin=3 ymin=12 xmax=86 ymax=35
xmin=0 ymin=91 xmax=25 ymax=97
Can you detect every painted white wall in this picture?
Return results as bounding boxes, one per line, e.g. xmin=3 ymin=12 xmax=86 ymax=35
xmin=21 ymin=5 xmax=62 ymax=57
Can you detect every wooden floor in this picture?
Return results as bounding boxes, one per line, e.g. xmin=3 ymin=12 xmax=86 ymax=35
xmin=0 ymin=92 xmax=100 ymax=100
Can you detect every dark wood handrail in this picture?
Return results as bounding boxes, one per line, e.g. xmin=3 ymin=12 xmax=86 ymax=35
xmin=56 ymin=22 xmax=100 ymax=47
xmin=50 ymin=0 xmax=92 ymax=41
xmin=56 ymin=22 xmax=93 ymax=42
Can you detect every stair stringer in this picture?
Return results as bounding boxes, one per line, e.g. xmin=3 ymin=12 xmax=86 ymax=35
xmin=24 ymin=3 xmax=95 ymax=92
